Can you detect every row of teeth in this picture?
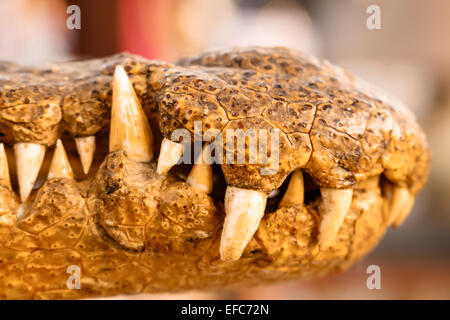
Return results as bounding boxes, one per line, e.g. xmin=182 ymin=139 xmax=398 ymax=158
xmin=0 ymin=66 xmax=415 ymax=261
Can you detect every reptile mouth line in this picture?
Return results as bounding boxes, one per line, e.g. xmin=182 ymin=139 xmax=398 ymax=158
xmin=0 ymin=47 xmax=430 ymax=299
xmin=1 ymin=65 xmax=414 ymax=261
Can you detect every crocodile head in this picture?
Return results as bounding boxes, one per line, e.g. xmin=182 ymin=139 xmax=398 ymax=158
xmin=0 ymin=47 xmax=430 ymax=299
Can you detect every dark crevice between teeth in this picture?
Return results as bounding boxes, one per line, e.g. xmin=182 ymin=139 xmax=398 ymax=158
xmin=379 ymin=173 xmax=393 ymax=197
xmin=210 ymin=164 xmax=226 ymax=204
xmin=303 ymin=172 xmax=321 ymax=205
xmin=266 ymin=174 xmax=290 ymax=213
xmin=265 ymin=171 xmax=321 ymax=214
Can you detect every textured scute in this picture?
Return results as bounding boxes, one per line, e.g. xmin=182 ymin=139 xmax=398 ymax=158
xmin=0 ymin=186 xmax=19 ymax=216
xmin=0 ymin=102 xmax=62 ymax=146
xmin=88 ymin=151 xmax=163 ymax=250
xmin=219 ymin=117 xmax=312 ymax=192
xmin=256 ymin=205 xmax=317 ymax=265
xmin=159 ymin=90 xmax=228 ymax=136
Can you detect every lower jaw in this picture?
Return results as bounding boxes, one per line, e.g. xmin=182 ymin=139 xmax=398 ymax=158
xmin=0 ymin=145 xmax=389 ymax=299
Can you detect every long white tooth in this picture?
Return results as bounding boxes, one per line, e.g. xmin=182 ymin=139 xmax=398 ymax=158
xmin=186 ymin=145 xmax=212 ymax=194
xmin=75 ymin=136 xmax=95 ymax=174
xmin=279 ymin=170 xmax=304 ymax=208
xmin=220 ymin=186 xmax=267 ymax=261
xmin=319 ymin=188 xmax=353 ymax=249
xmin=110 ymin=65 xmax=154 ymax=162
xmin=389 ymin=187 xmax=415 ymax=227
xmin=156 ymin=138 xmax=184 ymax=175
xmin=48 ymin=139 xmax=74 ymax=180
xmin=14 ymin=142 xmax=46 ymax=202
xmin=0 ymin=143 xmax=11 ymax=189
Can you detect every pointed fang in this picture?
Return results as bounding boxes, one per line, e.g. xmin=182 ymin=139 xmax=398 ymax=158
xmin=48 ymin=140 xmax=74 ymax=180
xmin=156 ymin=138 xmax=184 ymax=175
xmin=279 ymin=170 xmax=304 ymax=208
xmin=110 ymin=65 xmax=154 ymax=162
xmin=220 ymin=186 xmax=267 ymax=261
xmin=14 ymin=143 xmax=46 ymax=202
xmin=319 ymin=188 xmax=353 ymax=249
xmin=75 ymin=136 xmax=96 ymax=174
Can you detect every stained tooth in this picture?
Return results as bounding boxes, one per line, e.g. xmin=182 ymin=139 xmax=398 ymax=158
xmin=48 ymin=139 xmax=74 ymax=180
xmin=14 ymin=142 xmax=46 ymax=202
xmin=319 ymin=188 xmax=353 ymax=249
xmin=75 ymin=136 xmax=95 ymax=174
xmin=156 ymin=138 xmax=184 ymax=175
xmin=389 ymin=187 xmax=415 ymax=227
xmin=220 ymin=186 xmax=267 ymax=261
xmin=186 ymin=146 xmax=212 ymax=194
xmin=110 ymin=65 xmax=154 ymax=162
xmin=279 ymin=170 xmax=304 ymax=208
xmin=0 ymin=143 xmax=11 ymax=189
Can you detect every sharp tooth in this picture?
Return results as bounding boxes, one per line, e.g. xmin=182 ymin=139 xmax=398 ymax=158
xmin=14 ymin=142 xmax=46 ymax=202
xmin=110 ymin=65 xmax=154 ymax=162
xmin=156 ymin=138 xmax=184 ymax=175
xmin=220 ymin=186 xmax=267 ymax=261
xmin=75 ymin=136 xmax=96 ymax=174
xmin=0 ymin=143 xmax=11 ymax=189
xmin=186 ymin=145 xmax=212 ymax=194
xmin=48 ymin=139 xmax=74 ymax=180
xmin=389 ymin=187 xmax=415 ymax=227
xmin=319 ymin=188 xmax=353 ymax=249
xmin=279 ymin=170 xmax=304 ymax=208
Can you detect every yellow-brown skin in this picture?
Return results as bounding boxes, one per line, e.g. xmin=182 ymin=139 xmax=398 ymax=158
xmin=0 ymin=47 xmax=430 ymax=299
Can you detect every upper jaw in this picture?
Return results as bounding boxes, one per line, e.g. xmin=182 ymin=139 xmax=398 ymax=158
xmin=0 ymin=50 xmax=430 ymax=194
xmin=0 ymin=66 xmax=414 ymax=264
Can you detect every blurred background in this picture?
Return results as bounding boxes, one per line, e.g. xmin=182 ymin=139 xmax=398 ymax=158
xmin=0 ymin=0 xmax=449 ymax=299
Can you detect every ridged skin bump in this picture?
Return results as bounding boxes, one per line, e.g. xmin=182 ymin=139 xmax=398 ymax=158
xmin=0 ymin=47 xmax=430 ymax=299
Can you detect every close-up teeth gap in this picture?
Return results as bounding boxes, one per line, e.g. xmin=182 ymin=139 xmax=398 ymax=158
xmin=166 ymin=141 xmax=195 ymax=181
xmin=264 ymin=171 xmax=321 ymax=213
xmin=303 ymin=172 xmax=321 ymax=205
xmin=210 ymin=163 xmax=227 ymax=204
xmin=0 ymin=129 xmax=111 ymax=202
xmin=186 ymin=144 xmax=213 ymax=194
xmin=265 ymin=175 xmax=290 ymax=212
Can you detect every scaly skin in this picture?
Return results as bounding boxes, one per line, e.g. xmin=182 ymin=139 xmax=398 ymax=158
xmin=0 ymin=47 xmax=430 ymax=299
